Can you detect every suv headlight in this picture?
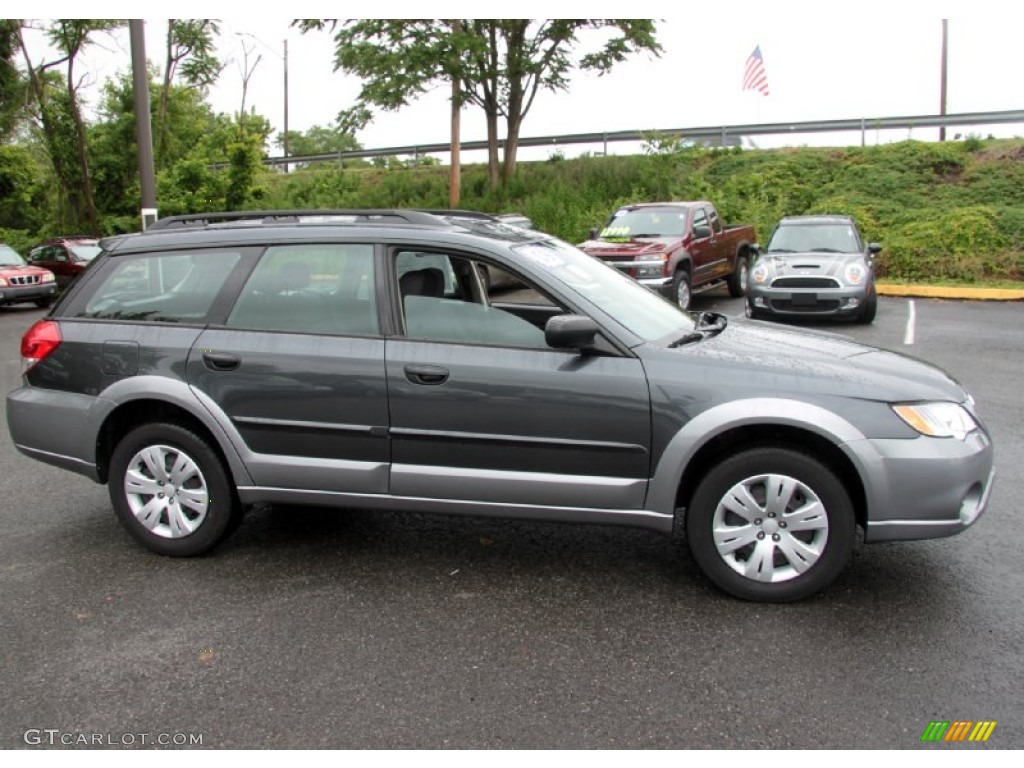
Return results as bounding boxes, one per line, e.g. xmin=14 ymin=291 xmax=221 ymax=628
xmin=892 ymin=402 xmax=978 ymax=440
xmin=751 ymin=262 xmax=773 ymax=284
xmin=844 ymin=262 xmax=866 ymax=285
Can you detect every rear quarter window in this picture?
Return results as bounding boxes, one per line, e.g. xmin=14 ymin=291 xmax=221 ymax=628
xmin=75 ymin=250 xmax=242 ymax=323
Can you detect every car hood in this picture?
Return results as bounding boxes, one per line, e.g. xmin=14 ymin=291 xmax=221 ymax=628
xmin=579 ymin=237 xmax=677 ymax=259
xmin=0 ymin=264 xmax=51 ymax=276
xmin=759 ymin=251 xmax=865 ymax=278
xmin=645 ymin=320 xmax=965 ymax=404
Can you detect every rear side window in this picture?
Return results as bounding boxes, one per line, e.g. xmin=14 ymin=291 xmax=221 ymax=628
xmin=78 ymin=250 xmax=242 ymax=323
xmin=227 ymin=244 xmax=377 ymax=336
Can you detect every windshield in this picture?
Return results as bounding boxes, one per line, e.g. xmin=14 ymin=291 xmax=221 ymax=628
xmin=0 ymin=245 xmax=26 ymax=266
xmin=767 ymin=223 xmax=860 ymax=253
xmin=511 ymin=238 xmax=694 ymax=343
xmin=600 ymin=206 xmax=689 ymax=239
xmin=69 ymin=244 xmax=102 ymax=261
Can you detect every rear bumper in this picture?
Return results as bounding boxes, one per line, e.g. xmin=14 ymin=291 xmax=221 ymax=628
xmin=7 ymin=386 xmax=101 ymax=481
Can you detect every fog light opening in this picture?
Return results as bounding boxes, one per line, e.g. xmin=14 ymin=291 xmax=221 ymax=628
xmin=959 ymin=483 xmax=984 ymax=525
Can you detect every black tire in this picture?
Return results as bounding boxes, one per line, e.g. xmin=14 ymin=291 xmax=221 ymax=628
xmin=108 ymin=422 xmax=241 ymax=556
xmin=685 ymin=446 xmax=855 ymax=602
xmin=671 ymin=268 xmax=692 ymax=310
xmin=856 ymin=283 xmax=877 ymax=324
xmin=34 ymin=297 xmax=53 ymax=309
xmin=727 ymin=253 xmax=749 ymax=298
xmin=744 ymin=298 xmax=768 ymax=320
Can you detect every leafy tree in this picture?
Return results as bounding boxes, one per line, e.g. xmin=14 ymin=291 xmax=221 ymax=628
xmin=274 ymin=123 xmax=363 ymax=169
xmin=157 ymin=19 xmax=223 ymax=165
xmin=90 ymin=71 xmax=222 ymax=219
xmin=0 ymin=20 xmax=26 ymax=141
xmin=15 ymin=19 xmax=121 ymax=233
xmin=297 ymin=19 xmax=661 ymax=189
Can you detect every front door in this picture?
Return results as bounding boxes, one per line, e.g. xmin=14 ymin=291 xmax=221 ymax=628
xmin=384 ymin=247 xmax=652 ymax=510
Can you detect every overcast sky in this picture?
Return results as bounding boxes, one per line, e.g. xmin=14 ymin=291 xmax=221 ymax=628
xmin=15 ymin=3 xmax=1024 ymax=160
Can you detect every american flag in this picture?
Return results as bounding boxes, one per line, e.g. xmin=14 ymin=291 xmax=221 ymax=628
xmin=743 ymin=45 xmax=770 ymax=96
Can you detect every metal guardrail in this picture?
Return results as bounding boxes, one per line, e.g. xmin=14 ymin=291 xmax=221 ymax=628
xmin=258 ymin=109 xmax=1024 ymax=168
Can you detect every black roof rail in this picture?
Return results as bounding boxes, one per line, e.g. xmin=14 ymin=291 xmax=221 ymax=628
xmin=146 ymin=209 xmax=449 ymax=232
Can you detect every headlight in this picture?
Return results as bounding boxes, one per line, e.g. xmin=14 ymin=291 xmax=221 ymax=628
xmin=751 ymin=262 xmax=772 ymax=284
xmin=41 ymin=272 xmax=55 ymax=283
xmin=892 ymin=402 xmax=978 ymax=440
xmin=844 ymin=263 xmax=866 ymax=285
xmin=636 ymin=254 xmax=668 ymax=278
xmin=0 ymin=277 xmax=7 ymax=287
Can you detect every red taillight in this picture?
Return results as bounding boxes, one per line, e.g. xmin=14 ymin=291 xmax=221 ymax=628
xmin=21 ymin=320 xmax=61 ymax=373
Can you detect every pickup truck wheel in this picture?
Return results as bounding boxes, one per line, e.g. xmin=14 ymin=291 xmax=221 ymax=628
xmin=672 ymin=269 xmax=692 ymax=310
xmin=685 ymin=447 xmax=855 ymax=602
xmin=108 ymin=422 xmax=241 ymax=556
xmin=727 ymin=255 xmax=749 ymax=298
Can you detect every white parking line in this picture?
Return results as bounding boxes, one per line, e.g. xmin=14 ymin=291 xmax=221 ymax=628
xmin=903 ymin=300 xmax=916 ymax=345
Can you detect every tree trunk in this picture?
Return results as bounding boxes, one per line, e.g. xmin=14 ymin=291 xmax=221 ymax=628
xmin=485 ymin=100 xmax=500 ymax=192
xmin=66 ymin=58 xmax=99 ymax=234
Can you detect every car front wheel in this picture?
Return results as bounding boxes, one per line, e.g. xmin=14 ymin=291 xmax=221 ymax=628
xmin=685 ymin=447 xmax=855 ymax=602
xmin=672 ymin=269 xmax=692 ymax=310
xmin=108 ymin=422 xmax=241 ymax=556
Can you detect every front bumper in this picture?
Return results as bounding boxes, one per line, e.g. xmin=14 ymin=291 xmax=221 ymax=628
xmin=0 ymin=282 xmax=57 ymax=305
xmin=845 ymin=428 xmax=995 ymax=543
xmin=748 ymin=282 xmax=867 ymax=316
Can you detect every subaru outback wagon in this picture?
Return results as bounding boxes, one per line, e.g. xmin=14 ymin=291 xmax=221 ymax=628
xmin=7 ymin=210 xmax=994 ymax=602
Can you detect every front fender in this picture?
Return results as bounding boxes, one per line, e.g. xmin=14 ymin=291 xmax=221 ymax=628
xmin=646 ymin=398 xmax=874 ymax=516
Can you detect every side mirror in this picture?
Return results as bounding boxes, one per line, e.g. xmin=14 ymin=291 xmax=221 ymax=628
xmin=588 ymin=226 xmax=599 ymax=240
xmin=867 ymin=243 xmax=882 ymax=254
xmin=545 ymin=314 xmax=598 ymax=350
xmin=693 ymin=225 xmax=712 ymax=239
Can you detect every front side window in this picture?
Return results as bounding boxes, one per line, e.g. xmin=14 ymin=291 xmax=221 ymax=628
xmin=394 ymin=249 xmax=550 ymax=348
xmin=227 ymin=244 xmax=377 ymax=336
xmin=511 ymin=238 xmax=694 ymax=343
xmin=80 ymin=250 xmax=242 ymax=323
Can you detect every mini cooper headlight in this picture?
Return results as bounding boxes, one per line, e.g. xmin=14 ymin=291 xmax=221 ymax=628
xmin=844 ymin=263 xmax=866 ymax=285
xmin=751 ymin=262 xmax=772 ymax=284
xmin=892 ymin=402 xmax=978 ymax=440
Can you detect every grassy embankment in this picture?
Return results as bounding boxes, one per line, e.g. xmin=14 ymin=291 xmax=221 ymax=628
xmin=259 ymin=137 xmax=1024 ymax=285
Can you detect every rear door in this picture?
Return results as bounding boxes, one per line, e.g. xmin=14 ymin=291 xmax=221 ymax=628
xmin=383 ymin=245 xmax=652 ymax=510
xmin=187 ymin=242 xmax=390 ymax=495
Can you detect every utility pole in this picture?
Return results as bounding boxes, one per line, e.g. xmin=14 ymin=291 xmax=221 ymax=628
xmin=449 ymin=20 xmax=461 ymax=208
xmin=283 ymin=39 xmax=289 ymax=173
xmin=939 ymin=19 xmax=948 ymax=141
xmin=129 ymin=20 xmax=157 ymax=229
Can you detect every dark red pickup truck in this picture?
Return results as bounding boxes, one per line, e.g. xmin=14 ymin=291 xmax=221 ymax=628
xmin=579 ymin=201 xmax=757 ymax=309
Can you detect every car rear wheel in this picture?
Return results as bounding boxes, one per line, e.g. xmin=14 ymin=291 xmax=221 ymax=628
xmin=685 ymin=447 xmax=855 ymax=602
xmin=108 ymin=422 xmax=241 ymax=556
xmin=727 ymin=254 xmax=749 ymax=298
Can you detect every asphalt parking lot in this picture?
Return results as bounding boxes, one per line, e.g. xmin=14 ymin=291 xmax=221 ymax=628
xmin=1 ymin=292 xmax=1021 ymax=749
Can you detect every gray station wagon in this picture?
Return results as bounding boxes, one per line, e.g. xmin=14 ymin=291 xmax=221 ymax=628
xmin=7 ymin=210 xmax=995 ymax=602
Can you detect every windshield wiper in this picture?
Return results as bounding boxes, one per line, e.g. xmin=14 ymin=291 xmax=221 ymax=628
xmin=810 ymin=248 xmax=844 ymax=253
xmin=766 ymin=248 xmax=794 ymax=253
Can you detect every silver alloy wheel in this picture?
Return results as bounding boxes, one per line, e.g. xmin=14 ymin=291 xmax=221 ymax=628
xmin=123 ymin=444 xmax=209 ymax=539
xmin=675 ymin=275 xmax=691 ymax=310
xmin=711 ymin=473 xmax=829 ymax=582
xmin=738 ymin=259 xmax=749 ymax=291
